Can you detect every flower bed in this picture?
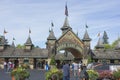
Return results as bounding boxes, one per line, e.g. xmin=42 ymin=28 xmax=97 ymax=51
xmin=98 ymin=70 xmax=113 ymax=79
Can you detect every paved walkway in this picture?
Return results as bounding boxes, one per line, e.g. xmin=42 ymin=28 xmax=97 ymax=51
xmin=0 ymin=69 xmax=78 ymax=80
xmin=0 ymin=69 xmax=46 ymax=80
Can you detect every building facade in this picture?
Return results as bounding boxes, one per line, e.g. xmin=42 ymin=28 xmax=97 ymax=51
xmin=0 ymin=7 xmax=120 ymax=69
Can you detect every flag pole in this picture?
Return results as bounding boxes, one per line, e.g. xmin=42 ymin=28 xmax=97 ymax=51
xmin=65 ymin=2 xmax=68 ymax=16
xmin=29 ymin=28 xmax=31 ymax=37
xmin=3 ymin=29 xmax=8 ymax=36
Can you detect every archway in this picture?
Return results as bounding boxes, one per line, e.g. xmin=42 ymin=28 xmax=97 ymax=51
xmin=56 ymin=43 xmax=84 ymax=59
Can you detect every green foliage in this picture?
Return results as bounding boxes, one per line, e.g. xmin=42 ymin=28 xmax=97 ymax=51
xmin=112 ymin=38 xmax=120 ymax=48
xmin=16 ymin=44 xmax=25 ymax=49
xmin=104 ymin=44 xmax=112 ymax=49
xmin=87 ymin=70 xmax=99 ymax=80
xmin=11 ymin=67 xmax=30 ymax=80
xmin=87 ymin=55 xmax=93 ymax=64
xmin=50 ymin=56 xmax=56 ymax=65
xmin=45 ymin=67 xmax=63 ymax=80
xmin=113 ymin=70 xmax=120 ymax=79
xmin=102 ymin=38 xmax=120 ymax=49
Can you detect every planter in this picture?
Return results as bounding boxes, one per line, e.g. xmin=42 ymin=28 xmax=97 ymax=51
xmin=11 ymin=67 xmax=30 ymax=80
xmin=11 ymin=76 xmax=15 ymax=80
xmin=45 ymin=67 xmax=63 ymax=80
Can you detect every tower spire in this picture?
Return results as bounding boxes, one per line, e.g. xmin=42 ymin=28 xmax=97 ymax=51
xmin=47 ymin=22 xmax=56 ymax=40
xmin=61 ymin=3 xmax=72 ymax=34
xmin=82 ymin=25 xmax=91 ymax=41
xmin=95 ymin=38 xmax=104 ymax=49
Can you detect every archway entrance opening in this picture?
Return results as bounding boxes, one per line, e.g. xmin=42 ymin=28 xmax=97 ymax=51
xmin=55 ymin=47 xmax=83 ymax=68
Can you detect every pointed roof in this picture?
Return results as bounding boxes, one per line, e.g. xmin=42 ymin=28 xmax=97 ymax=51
xmin=47 ymin=28 xmax=56 ymax=40
xmin=115 ymin=41 xmax=120 ymax=50
xmin=0 ymin=36 xmax=8 ymax=45
xmin=82 ymin=29 xmax=91 ymax=41
xmin=61 ymin=16 xmax=72 ymax=31
xmin=95 ymin=38 xmax=104 ymax=49
xmin=115 ymin=38 xmax=120 ymax=50
xmin=57 ymin=28 xmax=84 ymax=48
xmin=11 ymin=41 xmax=15 ymax=47
xmin=25 ymin=36 xmax=33 ymax=46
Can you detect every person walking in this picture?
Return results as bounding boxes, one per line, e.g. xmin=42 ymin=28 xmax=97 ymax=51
xmin=79 ymin=66 xmax=89 ymax=80
xmin=3 ymin=61 xmax=7 ymax=72
xmin=73 ymin=61 xmax=79 ymax=80
xmin=45 ymin=62 xmax=49 ymax=71
xmin=63 ymin=61 xmax=70 ymax=80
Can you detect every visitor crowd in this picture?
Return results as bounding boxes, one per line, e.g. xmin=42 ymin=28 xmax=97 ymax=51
xmin=63 ymin=61 xmax=89 ymax=80
xmin=3 ymin=60 xmax=14 ymax=72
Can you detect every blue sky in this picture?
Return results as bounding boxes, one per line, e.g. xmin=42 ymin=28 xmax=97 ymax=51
xmin=0 ymin=0 xmax=120 ymax=49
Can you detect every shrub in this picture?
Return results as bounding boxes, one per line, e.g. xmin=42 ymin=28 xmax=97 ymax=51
xmin=113 ymin=70 xmax=120 ymax=79
xmin=87 ymin=70 xmax=99 ymax=80
xmin=11 ymin=67 xmax=30 ymax=80
xmin=45 ymin=67 xmax=63 ymax=80
xmin=50 ymin=56 xmax=56 ymax=66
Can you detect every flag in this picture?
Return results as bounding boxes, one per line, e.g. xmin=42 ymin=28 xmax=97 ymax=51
xmin=29 ymin=28 xmax=31 ymax=33
xmin=86 ymin=25 xmax=88 ymax=28
xmin=51 ymin=22 xmax=54 ymax=27
xmin=13 ymin=37 xmax=15 ymax=40
xmin=4 ymin=29 xmax=8 ymax=34
xmin=76 ymin=30 xmax=78 ymax=36
xmin=49 ymin=27 xmax=51 ymax=32
xmin=97 ymin=33 xmax=100 ymax=37
xmin=65 ymin=4 xmax=68 ymax=16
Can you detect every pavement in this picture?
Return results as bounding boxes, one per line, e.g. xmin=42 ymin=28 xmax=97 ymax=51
xmin=0 ymin=69 xmax=46 ymax=80
xmin=0 ymin=69 xmax=79 ymax=80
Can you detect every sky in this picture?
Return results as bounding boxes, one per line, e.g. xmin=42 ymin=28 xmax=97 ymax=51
xmin=0 ymin=0 xmax=120 ymax=49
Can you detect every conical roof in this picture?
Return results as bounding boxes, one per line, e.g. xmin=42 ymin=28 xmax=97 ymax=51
xmin=25 ymin=36 xmax=33 ymax=46
xmin=95 ymin=38 xmax=104 ymax=49
xmin=47 ymin=28 xmax=56 ymax=40
xmin=0 ymin=36 xmax=8 ymax=45
xmin=82 ymin=29 xmax=91 ymax=41
xmin=115 ymin=38 xmax=120 ymax=50
xmin=61 ymin=16 xmax=72 ymax=33
xmin=11 ymin=41 xmax=15 ymax=47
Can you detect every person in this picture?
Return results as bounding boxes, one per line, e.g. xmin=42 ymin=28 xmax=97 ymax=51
xmin=79 ymin=66 xmax=89 ymax=80
xmin=72 ymin=61 xmax=79 ymax=80
xmin=3 ymin=61 xmax=7 ymax=72
xmin=45 ymin=62 xmax=49 ymax=71
xmin=63 ymin=61 xmax=70 ymax=80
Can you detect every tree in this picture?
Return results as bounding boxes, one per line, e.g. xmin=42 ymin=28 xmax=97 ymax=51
xmin=104 ymin=44 xmax=112 ymax=49
xmin=103 ymin=31 xmax=109 ymax=44
xmin=112 ymin=38 xmax=120 ymax=48
xmin=50 ymin=56 xmax=56 ymax=65
xmin=16 ymin=44 xmax=24 ymax=49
